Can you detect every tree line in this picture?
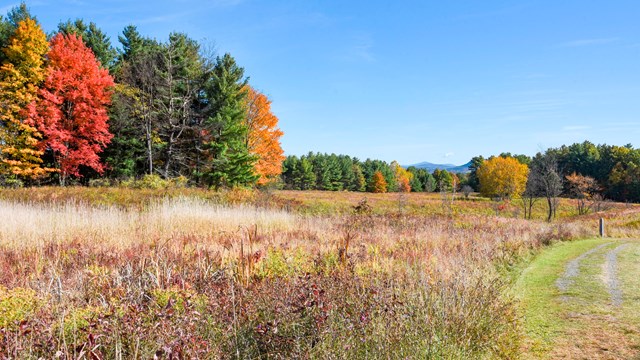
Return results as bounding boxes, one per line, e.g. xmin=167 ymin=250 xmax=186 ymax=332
xmin=471 ymin=141 xmax=640 ymax=219
xmin=283 ymin=141 xmax=640 ymax=208
xmin=0 ymin=4 xmax=284 ymax=187
xmin=281 ymin=153 xmax=462 ymax=193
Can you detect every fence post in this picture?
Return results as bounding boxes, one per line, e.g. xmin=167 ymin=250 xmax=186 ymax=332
xmin=599 ymin=218 xmax=605 ymax=238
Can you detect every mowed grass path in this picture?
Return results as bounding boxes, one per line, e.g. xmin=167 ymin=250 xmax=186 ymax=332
xmin=515 ymin=238 xmax=640 ymax=359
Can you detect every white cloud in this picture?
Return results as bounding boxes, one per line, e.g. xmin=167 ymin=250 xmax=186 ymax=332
xmin=559 ymin=38 xmax=619 ymax=47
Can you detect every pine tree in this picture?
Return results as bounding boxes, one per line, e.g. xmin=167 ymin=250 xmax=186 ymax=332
xmin=118 ymin=25 xmax=150 ymax=63
xmin=0 ymin=3 xmax=33 ymax=64
xmin=155 ymin=32 xmax=205 ymax=178
xmin=58 ymin=19 xmax=117 ymax=70
xmin=297 ymin=158 xmax=316 ymax=190
xmin=203 ymin=53 xmax=257 ymax=188
xmin=352 ymin=164 xmax=366 ymax=192
xmin=0 ymin=17 xmax=51 ymax=180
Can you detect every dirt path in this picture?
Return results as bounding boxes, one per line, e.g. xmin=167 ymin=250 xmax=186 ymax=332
xmin=602 ymin=244 xmax=629 ymax=307
xmin=556 ymin=242 xmax=611 ymax=292
xmin=516 ymin=238 xmax=640 ymax=359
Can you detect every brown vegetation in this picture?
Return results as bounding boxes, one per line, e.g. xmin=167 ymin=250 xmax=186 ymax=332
xmin=0 ymin=187 xmax=639 ymax=358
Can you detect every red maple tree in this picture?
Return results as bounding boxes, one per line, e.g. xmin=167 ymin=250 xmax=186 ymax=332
xmin=30 ymin=33 xmax=114 ymax=184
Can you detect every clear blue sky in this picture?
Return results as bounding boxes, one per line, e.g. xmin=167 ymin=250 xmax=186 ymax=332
xmin=7 ymin=0 xmax=640 ymax=165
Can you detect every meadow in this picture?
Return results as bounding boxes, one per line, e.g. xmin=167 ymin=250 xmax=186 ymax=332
xmin=1 ymin=187 xmax=639 ymax=358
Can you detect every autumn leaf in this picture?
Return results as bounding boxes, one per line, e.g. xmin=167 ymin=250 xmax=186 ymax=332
xmin=0 ymin=18 xmax=52 ymax=179
xmin=30 ymin=33 xmax=114 ymax=184
xmin=244 ymin=86 xmax=285 ymax=185
xmin=477 ymin=156 xmax=529 ymax=199
xmin=370 ymin=171 xmax=388 ymax=193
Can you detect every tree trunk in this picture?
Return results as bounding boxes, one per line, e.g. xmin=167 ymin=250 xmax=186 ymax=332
xmin=163 ymin=132 xmax=175 ymax=178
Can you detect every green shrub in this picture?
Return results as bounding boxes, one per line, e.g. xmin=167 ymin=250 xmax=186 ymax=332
xmin=1 ymin=178 xmax=24 ymax=188
xmin=88 ymin=178 xmax=111 ymax=187
xmin=0 ymin=286 xmax=40 ymax=329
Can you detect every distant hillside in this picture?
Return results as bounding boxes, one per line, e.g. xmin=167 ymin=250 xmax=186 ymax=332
xmin=407 ymin=161 xmax=471 ymax=173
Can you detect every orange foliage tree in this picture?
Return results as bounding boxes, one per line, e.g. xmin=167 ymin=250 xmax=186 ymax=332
xmin=244 ymin=86 xmax=284 ymax=185
xmin=565 ymin=172 xmax=600 ymax=215
xmin=30 ymin=33 xmax=114 ymax=185
xmin=370 ymin=171 xmax=388 ymax=193
xmin=0 ymin=18 xmax=52 ymax=179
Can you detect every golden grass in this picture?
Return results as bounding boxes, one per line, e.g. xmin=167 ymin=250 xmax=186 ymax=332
xmin=0 ymin=198 xmax=297 ymax=250
xmin=1 ymin=187 xmax=639 ymax=357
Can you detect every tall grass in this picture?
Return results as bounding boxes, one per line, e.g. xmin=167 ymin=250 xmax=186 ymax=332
xmin=0 ymin=198 xmax=296 ymax=250
xmin=1 ymin=188 xmax=638 ymax=358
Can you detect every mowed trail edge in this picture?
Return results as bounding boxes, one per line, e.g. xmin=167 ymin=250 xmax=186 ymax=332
xmin=515 ymin=238 xmax=640 ymax=359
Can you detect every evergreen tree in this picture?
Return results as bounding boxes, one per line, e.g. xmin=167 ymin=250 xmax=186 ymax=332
xmin=409 ymin=173 xmax=423 ymax=192
xmin=58 ymin=19 xmax=117 ymax=70
xmin=281 ymin=155 xmax=298 ymax=189
xmin=0 ymin=3 xmax=33 ymax=64
xmin=113 ymin=31 xmax=162 ymax=176
xmin=202 ymin=53 xmax=257 ymax=187
xmin=102 ymin=84 xmax=147 ymax=179
xmin=155 ymin=32 xmax=205 ymax=178
xmin=467 ymin=155 xmax=484 ymax=190
xmin=352 ymin=164 xmax=366 ymax=192
xmin=296 ymin=157 xmax=316 ymax=190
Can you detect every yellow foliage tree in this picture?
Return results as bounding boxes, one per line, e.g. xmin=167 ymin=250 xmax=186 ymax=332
xmin=244 ymin=86 xmax=285 ymax=185
xmin=0 ymin=18 xmax=52 ymax=179
xmin=391 ymin=160 xmax=412 ymax=192
xmin=477 ymin=156 xmax=529 ymax=199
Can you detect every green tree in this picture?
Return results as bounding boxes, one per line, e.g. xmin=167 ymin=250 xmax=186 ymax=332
xmin=57 ymin=19 xmax=117 ymax=70
xmin=102 ymin=84 xmax=147 ymax=179
xmin=467 ymin=155 xmax=484 ymax=190
xmin=351 ymin=164 xmax=366 ymax=192
xmin=156 ymin=32 xmax=206 ymax=178
xmin=433 ymin=169 xmax=453 ymax=192
xmin=499 ymin=152 xmax=531 ymax=165
xmin=113 ymin=31 xmax=162 ymax=177
xmin=295 ymin=157 xmax=316 ymax=190
xmin=118 ymin=25 xmax=151 ymax=63
xmin=203 ymin=53 xmax=257 ymax=187
xmin=362 ymin=159 xmax=394 ymax=192
xmin=0 ymin=3 xmax=33 ymax=64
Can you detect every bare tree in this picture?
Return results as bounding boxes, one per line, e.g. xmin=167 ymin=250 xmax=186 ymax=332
xmin=530 ymin=152 xmax=563 ymax=222
xmin=520 ymin=175 xmax=539 ymax=220
xmin=462 ymin=185 xmax=473 ymax=199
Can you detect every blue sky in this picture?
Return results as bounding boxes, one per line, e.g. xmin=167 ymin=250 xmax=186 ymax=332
xmin=6 ymin=0 xmax=640 ymax=165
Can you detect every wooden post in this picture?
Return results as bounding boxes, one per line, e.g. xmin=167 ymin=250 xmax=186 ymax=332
xmin=599 ymin=218 xmax=605 ymax=238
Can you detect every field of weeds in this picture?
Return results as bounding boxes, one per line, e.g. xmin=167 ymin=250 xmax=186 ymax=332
xmin=1 ymin=187 xmax=639 ymax=358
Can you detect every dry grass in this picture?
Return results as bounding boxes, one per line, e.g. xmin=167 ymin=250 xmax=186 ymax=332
xmin=1 ymin=187 xmax=639 ymax=358
xmin=0 ymin=198 xmax=296 ymax=250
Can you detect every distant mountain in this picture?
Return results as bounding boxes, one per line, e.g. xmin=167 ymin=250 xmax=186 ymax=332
xmin=406 ymin=161 xmax=471 ymax=173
